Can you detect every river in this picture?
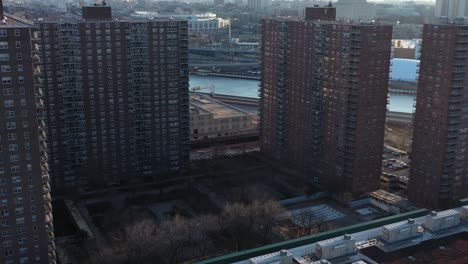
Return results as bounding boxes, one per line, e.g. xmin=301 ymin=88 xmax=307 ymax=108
xmin=190 ymin=75 xmax=415 ymax=113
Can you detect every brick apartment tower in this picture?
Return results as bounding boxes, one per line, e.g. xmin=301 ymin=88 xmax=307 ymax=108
xmin=0 ymin=8 xmax=56 ymax=264
xmin=260 ymin=7 xmax=392 ymax=200
xmin=409 ymin=23 xmax=468 ymax=209
xmin=35 ymin=5 xmax=190 ymax=193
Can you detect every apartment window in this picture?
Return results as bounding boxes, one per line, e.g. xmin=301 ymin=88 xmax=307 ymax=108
xmin=4 ymin=100 xmax=14 ymax=107
xmin=9 ymin=155 xmax=18 ymax=163
xmin=0 ymin=199 xmax=6 ymax=206
xmin=8 ymin=144 xmax=18 ymax=151
xmin=15 ymin=207 xmax=24 ymax=214
xmin=1 ymin=65 xmax=10 ymax=72
xmin=0 ymin=30 xmax=7 ymax=37
xmin=30 ymin=195 xmax=35 ymax=201
xmin=0 ymin=179 xmax=5 ymax=185
xmin=21 ymin=110 xmax=27 ymax=117
xmin=2 ymin=240 xmax=12 ymax=247
xmin=13 ymin=187 xmax=22 ymax=194
xmin=2 ymin=77 xmax=12 ymax=84
xmin=19 ymin=248 xmax=27 ymax=255
xmin=18 ymin=238 xmax=27 ymax=244
xmin=0 ymin=54 xmax=9 ymax=61
xmin=6 ymin=122 xmax=16 ymax=130
xmin=16 ymin=53 xmax=22 ymax=60
xmin=14 ymin=29 xmax=20 ymax=36
xmin=15 ymin=196 xmax=23 ymax=204
xmin=16 ymin=218 xmax=24 ymax=226
xmin=17 ymin=65 xmax=23 ymax=72
xmin=22 ymin=121 xmax=28 ymax=128
xmin=2 ymin=230 xmax=11 ymax=237
xmin=0 ymin=189 xmax=6 ymax=196
xmin=1 ymin=220 xmax=9 ymax=227
xmin=7 ymin=133 xmax=16 ymax=140
xmin=32 ymin=225 xmax=37 ymax=231
xmin=19 ymin=76 xmax=24 ymax=83
xmin=25 ymin=143 xmax=30 ymax=150
xmin=17 ymin=227 xmax=25 ymax=234
xmin=20 ymin=99 xmax=26 ymax=106
xmin=5 ymin=111 xmax=15 ymax=118
xmin=0 ymin=210 xmax=9 ymax=217
xmin=0 ymin=42 xmax=7 ymax=49
xmin=3 ymin=88 xmax=13 ymax=96
xmin=15 ymin=41 xmax=21 ymax=49
xmin=4 ymin=249 xmax=12 ymax=257
xmin=23 ymin=132 xmax=29 ymax=139
xmin=10 ymin=166 xmax=19 ymax=173
xmin=12 ymin=176 xmax=20 ymax=184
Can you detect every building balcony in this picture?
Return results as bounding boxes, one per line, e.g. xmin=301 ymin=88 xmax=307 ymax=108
xmin=45 ymin=201 xmax=53 ymax=214
xmin=36 ymin=87 xmax=44 ymax=97
xmin=48 ymin=241 xmax=56 ymax=253
xmin=447 ymin=133 xmax=458 ymax=139
xmin=42 ymin=172 xmax=50 ymax=182
xmin=45 ymin=211 xmax=53 ymax=223
xmin=44 ymin=191 xmax=52 ymax=203
xmin=49 ymin=251 xmax=57 ymax=263
xmin=36 ymin=98 xmax=44 ymax=108
xmin=446 ymin=146 xmax=457 ymax=153
xmin=48 ymin=231 xmax=55 ymax=242
xmin=43 ymin=182 xmax=51 ymax=194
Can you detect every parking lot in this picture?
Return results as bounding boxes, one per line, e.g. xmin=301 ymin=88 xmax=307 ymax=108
xmin=382 ymin=145 xmax=410 ymax=177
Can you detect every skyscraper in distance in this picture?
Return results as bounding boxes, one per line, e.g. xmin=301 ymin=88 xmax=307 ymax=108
xmin=36 ymin=4 xmax=190 ymax=193
xmin=0 ymin=2 xmax=55 ymax=263
xmin=409 ymin=22 xmax=468 ymax=209
xmin=260 ymin=6 xmax=392 ymax=201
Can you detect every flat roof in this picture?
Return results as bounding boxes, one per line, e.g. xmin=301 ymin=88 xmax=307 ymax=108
xmin=190 ymin=93 xmax=251 ymax=119
xmin=362 ymin=232 xmax=468 ymax=264
xmin=0 ymin=14 xmax=33 ymax=28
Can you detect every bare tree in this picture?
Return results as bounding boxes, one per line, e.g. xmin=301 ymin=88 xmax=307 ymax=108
xmin=117 ymin=218 xmax=158 ymax=263
xmin=190 ymin=214 xmax=218 ymax=260
xmin=157 ymin=215 xmax=189 ymax=264
xmin=253 ymin=200 xmax=285 ymax=244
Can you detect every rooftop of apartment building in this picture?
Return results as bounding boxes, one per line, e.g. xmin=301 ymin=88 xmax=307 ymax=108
xmin=362 ymin=232 xmax=468 ymax=264
xmin=194 ymin=201 xmax=468 ymax=264
xmin=0 ymin=14 xmax=33 ymax=27
xmin=190 ymin=93 xmax=252 ymax=119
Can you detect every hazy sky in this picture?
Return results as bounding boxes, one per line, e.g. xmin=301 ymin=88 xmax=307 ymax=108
xmin=368 ymin=0 xmax=435 ymax=2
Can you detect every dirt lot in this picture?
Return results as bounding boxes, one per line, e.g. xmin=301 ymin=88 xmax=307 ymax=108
xmin=385 ymin=121 xmax=413 ymax=153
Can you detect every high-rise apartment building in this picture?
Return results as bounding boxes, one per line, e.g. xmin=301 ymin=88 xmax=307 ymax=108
xmin=435 ymin=0 xmax=468 ymax=19
xmin=260 ymin=7 xmax=392 ymax=200
xmin=36 ymin=5 xmax=189 ymax=193
xmin=0 ymin=6 xmax=55 ymax=264
xmin=248 ymin=0 xmax=270 ymax=14
xmin=409 ymin=23 xmax=468 ymax=209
